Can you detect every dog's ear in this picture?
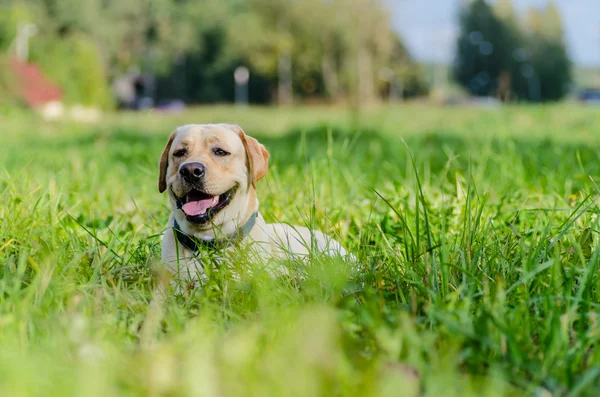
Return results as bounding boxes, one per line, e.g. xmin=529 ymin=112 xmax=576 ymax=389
xmin=233 ymin=125 xmax=270 ymax=187
xmin=158 ymin=130 xmax=177 ymax=193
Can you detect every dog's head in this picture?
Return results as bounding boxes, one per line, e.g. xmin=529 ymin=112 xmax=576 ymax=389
xmin=158 ymin=124 xmax=269 ymax=230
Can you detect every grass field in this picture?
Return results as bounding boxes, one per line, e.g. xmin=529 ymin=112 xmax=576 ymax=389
xmin=2 ymin=104 xmax=600 ymax=396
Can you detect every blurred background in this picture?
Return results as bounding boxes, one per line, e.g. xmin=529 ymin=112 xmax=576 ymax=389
xmin=0 ymin=0 xmax=598 ymax=120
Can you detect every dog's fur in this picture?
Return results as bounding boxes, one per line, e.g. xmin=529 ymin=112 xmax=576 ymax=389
xmin=159 ymin=123 xmax=349 ymax=285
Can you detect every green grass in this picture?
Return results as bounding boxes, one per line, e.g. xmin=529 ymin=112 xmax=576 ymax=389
xmin=2 ymin=104 xmax=600 ymax=396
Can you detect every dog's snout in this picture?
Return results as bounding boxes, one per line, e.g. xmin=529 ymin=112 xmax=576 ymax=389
xmin=179 ymin=162 xmax=206 ymax=182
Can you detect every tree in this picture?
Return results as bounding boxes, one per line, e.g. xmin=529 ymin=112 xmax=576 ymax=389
xmin=519 ymin=2 xmax=571 ymax=101
xmin=225 ymin=0 xmax=296 ymax=104
xmin=453 ymin=0 xmax=516 ymax=97
xmin=30 ymin=34 xmax=112 ymax=108
xmin=453 ymin=0 xmax=571 ymax=102
xmin=223 ymin=0 xmax=418 ymax=105
xmin=492 ymin=0 xmax=528 ymax=101
xmin=385 ymin=36 xmax=429 ymax=99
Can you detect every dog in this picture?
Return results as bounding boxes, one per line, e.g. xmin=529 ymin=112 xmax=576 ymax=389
xmin=158 ymin=123 xmax=350 ymax=286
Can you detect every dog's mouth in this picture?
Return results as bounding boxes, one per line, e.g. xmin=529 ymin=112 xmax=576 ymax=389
xmin=174 ymin=185 xmax=238 ymax=224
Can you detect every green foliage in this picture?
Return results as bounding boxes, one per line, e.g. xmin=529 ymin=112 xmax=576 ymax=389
xmin=0 ymin=56 xmax=20 ymax=108
xmin=453 ymin=0 xmax=572 ymax=102
xmin=518 ymin=3 xmax=572 ymax=102
xmin=207 ymin=0 xmax=426 ymax=102
xmin=1 ymin=0 xmax=427 ymax=106
xmin=0 ymin=3 xmax=36 ymax=50
xmin=453 ymin=0 xmax=518 ymax=97
xmin=2 ymin=105 xmax=600 ymax=395
xmin=0 ymin=2 xmax=112 ymax=108
xmin=525 ymin=36 xmax=571 ymax=102
xmin=388 ymin=36 xmax=430 ymax=98
xmin=29 ymin=34 xmax=112 ymax=108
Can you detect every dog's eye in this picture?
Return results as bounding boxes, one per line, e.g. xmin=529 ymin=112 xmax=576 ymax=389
xmin=173 ymin=148 xmax=188 ymax=158
xmin=213 ymin=148 xmax=230 ymax=157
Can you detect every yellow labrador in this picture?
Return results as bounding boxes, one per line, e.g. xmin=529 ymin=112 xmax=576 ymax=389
xmin=158 ymin=123 xmax=349 ymax=285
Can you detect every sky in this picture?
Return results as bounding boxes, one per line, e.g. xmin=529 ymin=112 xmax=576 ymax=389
xmin=392 ymin=0 xmax=600 ymax=67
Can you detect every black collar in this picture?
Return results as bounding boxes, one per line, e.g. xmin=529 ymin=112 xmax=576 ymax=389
xmin=172 ymin=212 xmax=258 ymax=252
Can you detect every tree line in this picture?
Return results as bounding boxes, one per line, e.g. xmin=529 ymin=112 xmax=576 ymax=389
xmin=0 ymin=0 xmax=574 ymax=108
xmin=0 ymin=0 xmax=428 ymax=108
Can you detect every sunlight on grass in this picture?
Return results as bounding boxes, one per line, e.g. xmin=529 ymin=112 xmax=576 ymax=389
xmin=1 ymin=105 xmax=600 ymax=395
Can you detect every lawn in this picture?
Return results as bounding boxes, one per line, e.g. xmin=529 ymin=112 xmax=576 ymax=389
xmin=1 ymin=104 xmax=600 ymax=396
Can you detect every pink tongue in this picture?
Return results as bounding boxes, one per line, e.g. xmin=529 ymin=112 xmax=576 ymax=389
xmin=182 ymin=196 xmax=219 ymax=216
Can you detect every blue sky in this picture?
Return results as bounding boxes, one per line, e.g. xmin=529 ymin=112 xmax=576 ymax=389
xmin=392 ymin=0 xmax=600 ymax=67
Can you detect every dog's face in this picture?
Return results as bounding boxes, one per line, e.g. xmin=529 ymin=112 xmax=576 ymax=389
xmin=158 ymin=124 xmax=269 ymax=230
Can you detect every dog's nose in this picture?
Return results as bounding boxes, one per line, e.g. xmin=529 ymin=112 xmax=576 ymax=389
xmin=179 ymin=162 xmax=205 ymax=182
